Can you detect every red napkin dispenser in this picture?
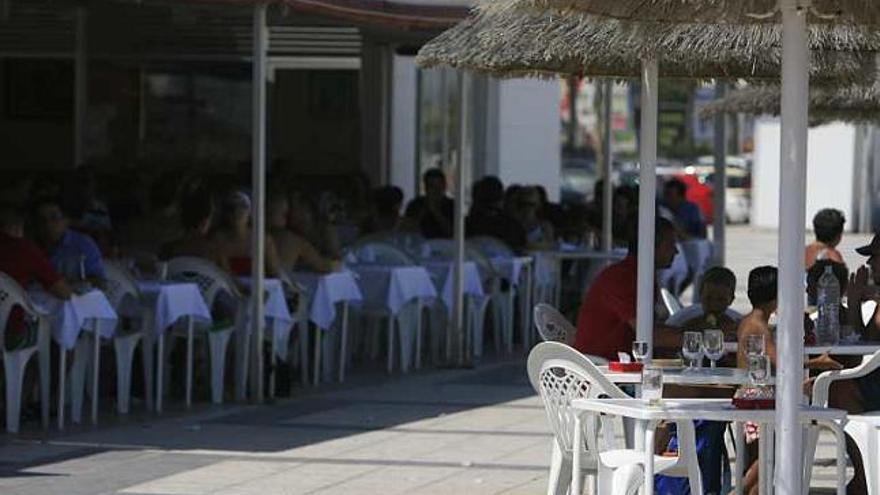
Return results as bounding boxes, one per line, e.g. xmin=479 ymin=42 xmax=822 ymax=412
xmin=609 ymin=362 xmax=643 ymax=372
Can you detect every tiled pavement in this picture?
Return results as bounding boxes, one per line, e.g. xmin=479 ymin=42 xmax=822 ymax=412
xmin=0 ymin=357 xmax=849 ymax=495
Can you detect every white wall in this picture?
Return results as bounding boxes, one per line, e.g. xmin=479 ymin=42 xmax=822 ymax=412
xmin=751 ymin=118 xmax=855 ymax=230
xmin=496 ymin=79 xmax=561 ymax=201
xmin=389 ymin=54 xmax=417 ymax=202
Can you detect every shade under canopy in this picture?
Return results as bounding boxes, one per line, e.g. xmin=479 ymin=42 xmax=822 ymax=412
xmin=416 ymin=1 xmax=879 ymax=82
xmin=700 ymin=84 xmax=880 ymax=123
xmin=497 ymin=0 xmax=880 ymax=24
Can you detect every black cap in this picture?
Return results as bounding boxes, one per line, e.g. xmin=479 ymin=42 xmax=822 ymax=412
xmin=856 ymin=233 xmax=880 ymax=256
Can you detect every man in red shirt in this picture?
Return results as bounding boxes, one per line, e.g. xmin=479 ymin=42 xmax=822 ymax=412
xmin=0 ymin=202 xmax=71 ymax=350
xmin=574 ymin=216 xmax=679 ymax=360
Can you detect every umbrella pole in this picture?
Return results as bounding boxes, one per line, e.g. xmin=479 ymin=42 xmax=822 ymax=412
xmin=452 ymin=72 xmax=470 ymax=367
xmin=73 ymin=6 xmax=87 ymax=167
xmin=637 ymin=58 xmax=658 ymax=358
xmin=712 ymin=82 xmax=727 ymax=266
xmin=777 ymin=2 xmax=808 ymax=494
xmin=250 ymin=3 xmax=268 ymax=403
xmin=601 ymin=80 xmax=614 ymax=253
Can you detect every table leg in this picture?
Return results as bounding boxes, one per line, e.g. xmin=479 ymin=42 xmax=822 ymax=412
xmin=415 ymin=300 xmax=423 ymax=370
xmin=269 ymin=322 xmax=276 ymax=400
xmin=821 ymin=420 xmax=846 ymax=495
xmin=92 ymin=321 xmax=100 ymax=425
xmin=554 ymin=258 xmax=562 ymax=309
xmin=643 ymin=422 xmax=655 ymax=495
xmin=156 ymin=334 xmax=164 ymax=414
xmin=340 ymin=303 xmax=349 ymax=381
xmin=734 ymin=422 xmax=745 ymax=495
xmin=525 ymin=263 xmax=533 ymax=346
xmin=142 ymin=319 xmax=154 ymax=412
xmin=298 ymin=320 xmax=309 ymax=387
xmin=572 ymin=414 xmax=583 ymax=495
xmin=313 ymin=327 xmax=321 ymax=387
xmin=58 ymin=349 xmax=66 ymax=430
xmin=185 ymin=317 xmax=193 ymax=409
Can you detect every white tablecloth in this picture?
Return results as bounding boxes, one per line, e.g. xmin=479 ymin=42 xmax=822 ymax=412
xmin=291 ymin=271 xmax=363 ymax=330
xmin=31 ymin=289 xmax=118 ymax=350
xmin=424 ymin=261 xmax=484 ymax=314
xmin=237 ymin=277 xmax=296 ymax=358
xmin=349 ymin=265 xmax=437 ymax=315
xmin=137 ymin=281 xmax=211 ymax=336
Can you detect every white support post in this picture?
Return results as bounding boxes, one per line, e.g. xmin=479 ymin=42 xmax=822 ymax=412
xmin=637 ymin=58 xmax=658 ymax=356
xmin=73 ymin=6 xmax=87 ymax=167
xmin=601 ymin=80 xmax=614 ymax=253
xmin=712 ymin=82 xmax=727 ymax=266
xmin=777 ymin=2 xmax=808 ymax=494
xmin=250 ymin=3 xmax=268 ymax=403
xmin=452 ymin=72 xmax=470 ymax=366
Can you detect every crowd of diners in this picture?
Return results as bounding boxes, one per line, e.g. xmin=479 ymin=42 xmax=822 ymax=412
xmin=6 ymin=163 xmax=870 ymax=493
xmin=574 ymin=206 xmax=878 ymax=495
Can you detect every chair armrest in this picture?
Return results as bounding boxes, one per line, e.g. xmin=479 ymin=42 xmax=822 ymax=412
xmin=812 ymin=350 xmax=880 ymax=406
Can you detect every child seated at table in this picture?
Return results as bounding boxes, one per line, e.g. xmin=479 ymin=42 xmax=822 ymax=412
xmin=737 ymin=266 xmax=841 ymax=495
xmin=674 ymin=266 xmax=739 ymax=339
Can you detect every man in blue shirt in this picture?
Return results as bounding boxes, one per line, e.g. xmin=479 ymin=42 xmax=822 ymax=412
xmin=33 ymin=198 xmax=106 ymax=289
xmin=662 ymin=178 xmax=707 ymax=239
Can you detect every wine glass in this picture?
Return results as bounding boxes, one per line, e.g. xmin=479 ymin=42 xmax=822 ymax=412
xmin=632 ymin=340 xmax=649 ymax=364
xmin=682 ymin=331 xmax=704 ymax=370
xmin=747 ymin=354 xmax=770 ymax=388
xmin=703 ymin=329 xmax=725 ymax=369
xmin=746 ymin=334 xmax=766 ymax=356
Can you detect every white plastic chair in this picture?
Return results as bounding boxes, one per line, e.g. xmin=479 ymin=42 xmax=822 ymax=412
xmin=345 ymin=241 xmax=422 ymax=374
xmin=166 ymin=257 xmax=244 ymax=407
xmin=0 ymin=273 xmax=50 ymax=433
xmin=424 ymin=239 xmax=509 ymax=358
xmin=806 ymin=349 xmax=880 ymax=495
xmin=526 ymin=342 xmax=702 ymax=495
xmin=660 ymin=288 xmax=684 ymax=317
xmin=533 ymin=303 xmax=577 ymax=346
xmin=102 ymin=261 xmax=146 ymax=415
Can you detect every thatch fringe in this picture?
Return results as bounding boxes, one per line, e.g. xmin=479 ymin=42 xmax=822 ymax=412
xmin=417 ymin=2 xmax=879 ymax=82
xmin=699 ymin=84 xmax=880 ymax=124
xmin=493 ymin=0 xmax=880 ymax=25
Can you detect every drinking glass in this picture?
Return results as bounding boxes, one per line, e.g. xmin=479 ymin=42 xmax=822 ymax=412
xmin=641 ymin=366 xmax=663 ymax=406
xmin=703 ymin=329 xmax=725 ymax=368
xmin=746 ymin=334 xmax=766 ymax=356
xmin=632 ymin=341 xmax=649 ymax=363
xmin=747 ymin=354 xmax=770 ymax=387
xmin=682 ymin=331 xmax=704 ymax=369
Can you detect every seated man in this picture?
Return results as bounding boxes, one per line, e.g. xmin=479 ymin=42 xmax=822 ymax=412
xmin=33 ymin=198 xmax=106 ymax=290
xmin=0 ymin=202 xmax=71 ymax=351
xmin=805 ymin=208 xmax=846 ymax=271
xmin=668 ymin=266 xmax=740 ymax=338
xmin=159 ymin=188 xmax=224 ymax=268
xmin=661 ymin=178 xmax=706 ymax=239
xmin=574 ymin=215 xmax=681 ymax=361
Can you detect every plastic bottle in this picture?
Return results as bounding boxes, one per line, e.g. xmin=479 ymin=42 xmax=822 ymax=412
xmin=816 ymin=266 xmax=840 ymax=345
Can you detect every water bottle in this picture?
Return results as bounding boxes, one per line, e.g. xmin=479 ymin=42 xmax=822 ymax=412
xmin=816 ymin=266 xmax=840 ymax=345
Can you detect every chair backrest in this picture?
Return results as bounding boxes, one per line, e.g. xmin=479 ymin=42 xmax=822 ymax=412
xmin=423 ymin=238 xmax=498 ymax=276
xmin=533 ymin=303 xmax=577 ymax=345
xmin=345 ymin=240 xmax=416 ymax=266
xmin=527 ymin=342 xmax=628 ymax=457
xmin=661 ymin=288 xmax=684 ymax=316
xmin=812 ymin=349 xmax=880 ymax=407
xmin=103 ymin=261 xmax=141 ymax=312
xmin=862 ymin=300 xmax=877 ymax=326
xmin=166 ymin=256 xmax=242 ymax=308
xmin=470 ymin=236 xmax=515 ymax=259
xmin=361 ymin=231 xmax=427 ymax=258
xmin=0 ymin=272 xmax=41 ymax=350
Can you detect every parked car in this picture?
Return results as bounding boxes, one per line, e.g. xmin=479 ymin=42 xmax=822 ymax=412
xmin=682 ymin=158 xmax=752 ymax=224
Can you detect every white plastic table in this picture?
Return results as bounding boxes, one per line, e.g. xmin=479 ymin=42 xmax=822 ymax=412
xmin=571 ymin=398 xmax=846 ymax=495
xmin=491 ymin=256 xmax=535 ymax=347
xmin=30 ymin=289 xmax=118 ymax=427
xmin=804 ymin=342 xmax=880 ymax=355
xmin=349 ymin=264 xmax=437 ymax=372
xmin=599 ymin=366 xmax=760 ymax=386
xmin=290 ymin=270 xmax=363 ymax=384
xmin=136 ymin=281 xmax=211 ymax=412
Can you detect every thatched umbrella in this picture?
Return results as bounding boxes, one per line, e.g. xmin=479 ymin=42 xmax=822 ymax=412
xmin=480 ymin=1 xmax=879 ymax=493
xmin=700 ymin=84 xmax=880 ymax=123
xmin=417 ymin=6 xmax=879 ymax=82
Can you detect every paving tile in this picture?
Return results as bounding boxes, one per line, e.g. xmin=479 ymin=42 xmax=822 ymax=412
xmin=120 ymin=460 xmax=298 ymax=495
